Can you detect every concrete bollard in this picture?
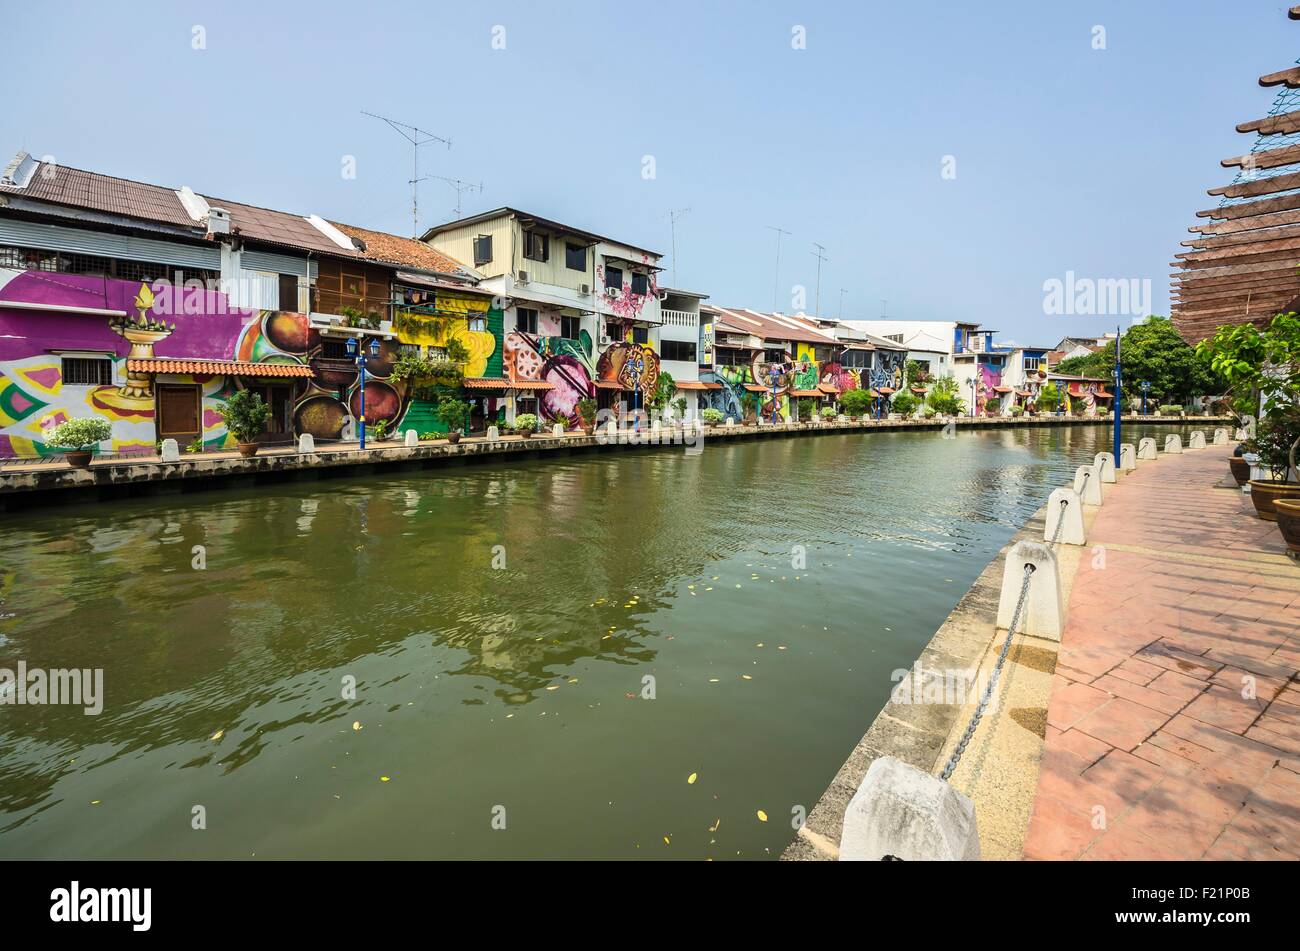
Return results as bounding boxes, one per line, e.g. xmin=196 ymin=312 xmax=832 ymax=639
xmin=606 ymin=418 xmax=618 ymax=437
xmin=297 ymin=433 xmax=315 ymax=454
xmin=404 ymin=429 xmax=418 ymax=448
xmin=1164 ymin=433 xmax=1183 ymax=454
xmin=1213 ymin=428 xmax=1228 ymax=445
xmin=1138 ymin=437 xmax=1157 ymax=460
xmin=839 ymin=756 xmax=979 ymax=861
xmin=1044 ymin=487 xmax=1086 ymax=545
xmin=997 ymin=541 xmax=1064 ymax=640
xmin=160 ymin=438 xmax=180 ymax=462
xmin=487 ymin=425 xmax=499 ymax=442
xmin=1187 ymin=431 xmax=1206 ymax=450
xmin=553 ymin=423 xmax=565 ymax=437
xmin=1093 ymin=451 xmax=1117 ymax=483
xmin=1119 ymin=443 xmax=1136 ymax=472
xmin=1073 ymin=464 xmax=1102 ymax=505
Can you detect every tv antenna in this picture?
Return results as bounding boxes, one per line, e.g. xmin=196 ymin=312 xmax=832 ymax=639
xmin=418 ymin=175 xmax=483 ymax=220
xmin=362 ymin=110 xmax=451 ymax=237
xmin=665 ymin=207 xmax=690 ymax=288
xmin=811 ymin=242 xmax=828 ymax=317
xmin=764 ymin=225 xmax=791 ymax=311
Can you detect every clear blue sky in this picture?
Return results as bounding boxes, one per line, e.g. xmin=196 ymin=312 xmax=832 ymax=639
xmin=2 ymin=1 xmax=1294 ymax=345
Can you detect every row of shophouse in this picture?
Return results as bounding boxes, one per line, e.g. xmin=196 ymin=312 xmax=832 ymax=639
xmin=0 ymin=151 xmax=1111 ymax=458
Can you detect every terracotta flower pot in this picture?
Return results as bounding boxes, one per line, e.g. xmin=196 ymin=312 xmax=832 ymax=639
xmin=447 ymin=431 xmax=461 ymax=445
xmin=64 ymin=450 xmax=93 ymax=468
xmin=1228 ymin=456 xmax=1250 ymax=487
xmin=520 ymin=430 xmax=532 ymax=439
xmin=582 ymin=425 xmax=594 ymax=436
xmin=1249 ymin=480 xmax=1300 ymax=521
xmin=1274 ymin=499 xmax=1300 ymax=554
xmin=237 ymin=442 xmax=260 ymax=458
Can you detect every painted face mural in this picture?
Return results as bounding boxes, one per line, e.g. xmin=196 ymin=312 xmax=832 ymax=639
xmin=819 ymin=362 xmax=860 ymax=394
xmin=976 ymin=364 xmax=1003 ymax=416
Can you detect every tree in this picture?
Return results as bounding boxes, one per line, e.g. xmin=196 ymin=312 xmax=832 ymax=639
xmin=925 ymin=374 xmax=965 ymax=415
xmin=1055 ymin=317 xmax=1222 ymax=405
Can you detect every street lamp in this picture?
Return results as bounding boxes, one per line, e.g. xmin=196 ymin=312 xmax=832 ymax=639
xmin=1140 ymin=380 xmax=1151 ymax=416
xmin=969 ymin=376 xmax=978 ymax=418
xmin=346 ymin=335 xmax=382 ymax=449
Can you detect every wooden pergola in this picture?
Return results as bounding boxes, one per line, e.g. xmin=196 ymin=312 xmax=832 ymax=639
xmin=1172 ymin=5 xmax=1300 ymax=342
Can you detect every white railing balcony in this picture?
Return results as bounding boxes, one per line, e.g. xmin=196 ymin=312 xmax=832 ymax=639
xmin=661 ymin=308 xmax=699 ymax=328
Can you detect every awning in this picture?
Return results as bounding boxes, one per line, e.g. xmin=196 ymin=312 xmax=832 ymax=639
xmin=877 ymin=386 xmax=896 ymax=394
xmin=839 ymin=343 xmax=876 ymax=352
xmin=789 ymin=389 xmax=822 ymax=398
xmin=127 ymin=358 xmax=313 ymax=378
xmin=463 ymin=377 xmax=509 ymax=390
xmin=506 ymin=380 xmax=555 ymax=391
xmin=993 ymin=385 xmax=1012 ymax=393
xmin=673 ymin=380 xmax=720 ymax=391
xmin=910 ymin=385 xmax=928 ymax=394
xmin=1015 ymin=390 xmax=1034 ymax=397
xmin=818 ymin=384 xmax=841 ymax=395
xmin=594 ymin=380 xmax=623 ymax=390
xmin=743 ymin=384 xmax=770 ymax=392
xmin=1096 ymin=389 xmax=1113 ymax=398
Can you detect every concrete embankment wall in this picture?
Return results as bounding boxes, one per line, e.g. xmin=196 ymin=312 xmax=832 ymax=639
xmin=0 ymin=415 xmax=1224 ymax=512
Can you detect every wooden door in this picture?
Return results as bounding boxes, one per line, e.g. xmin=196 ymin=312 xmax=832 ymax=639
xmin=157 ymin=385 xmax=201 ymax=445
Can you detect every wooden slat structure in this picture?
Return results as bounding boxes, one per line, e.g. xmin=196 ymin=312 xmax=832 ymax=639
xmin=1172 ymin=7 xmax=1300 ymax=341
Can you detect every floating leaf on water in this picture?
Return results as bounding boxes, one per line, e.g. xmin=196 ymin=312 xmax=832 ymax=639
xmin=756 ymin=810 xmax=768 ymax=822
xmin=709 ymin=819 xmax=720 ymax=832
xmin=708 ymin=678 xmax=719 ymax=683
xmin=352 ymin=721 xmax=362 ymax=731
xmin=741 ymin=674 xmax=753 ymax=680
xmin=380 ymin=776 xmax=390 ymax=782
xmin=210 ymin=730 xmax=224 ymax=741
xmin=688 ymin=772 xmax=698 ymax=784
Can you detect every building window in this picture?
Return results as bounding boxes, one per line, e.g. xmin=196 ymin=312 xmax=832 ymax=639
xmin=560 ymin=315 xmax=581 ymax=340
xmin=60 ymin=356 xmax=112 ymax=386
xmin=279 ymin=274 xmax=300 ymax=311
xmin=427 ymin=347 xmax=449 ymax=361
xmin=523 ymin=231 xmax=549 ymax=263
xmin=661 ymin=340 xmax=696 ymax=362
xmin=605 ymin=266 xmax=623 ymax=290
xmin=1024 ymin=356 xmax=1042 ymax=372
xmin=398 ymin=343 xmax=422 ymax=357
xmin=321 ymin=338 xmax=352 ymax=359
xmin=468 ymin=315 xmax=487 ymax=333
xmin=884 ymin=333 xmax=904 ymax=343
xmin=632 ymin=326 xmax=649 ymax=345
xmin=565 ymin=243 xmax=586 ymax=271
xmin=631 ymin=272 xmax=649 ymax=296
xmin=516 ymin=308 xmax=538 ymax=334
xmin=764 ymin=348 xmax=788 ymax=364
xmin=474 ymin=235 xmax=493 ymax=267
xmin=605 ymin=321 xmax=622 ymax=342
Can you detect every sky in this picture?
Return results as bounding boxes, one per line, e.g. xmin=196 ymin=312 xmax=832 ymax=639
xmin=2 ymin=0 xmax=1295 ymax=346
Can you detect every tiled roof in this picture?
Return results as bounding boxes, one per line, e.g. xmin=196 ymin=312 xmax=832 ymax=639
xmin=127 ymin=358 xmax=313 ymax=377
xmin=704 ymin=306 xmax=840 ymax=346
xmin=331 ymin=221 xmax=470 ymax=275
xmin=0 ymin=161 xmax=197 ymax=227
xmin=463 ymin=377 xmax=508 ymax=389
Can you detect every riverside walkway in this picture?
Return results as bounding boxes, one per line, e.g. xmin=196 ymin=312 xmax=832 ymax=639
xmin=1023 ymin=444 xmax=1300 ymax=860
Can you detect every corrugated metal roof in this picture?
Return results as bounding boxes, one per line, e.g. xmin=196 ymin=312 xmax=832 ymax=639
xmin=332 ymin=221 xmax=470 ymax=275
xmin=0 ymin=161 xmax=197 ymax=227
xmin=704 ymin=306 xmax=839 ymax=346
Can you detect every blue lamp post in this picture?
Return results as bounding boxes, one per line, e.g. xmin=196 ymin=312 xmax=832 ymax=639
xmin=970 ymin=376 xmax=978 ymax=418
xmin=1112 ymin=325 xmax=1122 ymax=465
xmin=1140 ymin=380 xmax=1151 ymax=416
xmin=346 ymin=335 xmax=382 ymax=449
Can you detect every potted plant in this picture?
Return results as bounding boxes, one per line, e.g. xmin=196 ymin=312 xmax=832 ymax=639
xmin=495 ymin=416 xmax=513 ymax=436
xmin=701 ymin=407 xmax=724 ymax=428
xmin=740 ymin=391 xmax=760 ymax=425
xmin=577 ymin=397 xmax=598 ymax=436
xmin=840 ymin=388 xmax=873 ymax=420
xmin=45 ymin=418 xmax=112 ymax=467
xmin=437 ymin=399 xmax=470 ymax=445
xmin=1159 ymin=404 xmax=1184 ymax=418
xmin=515 ymin=413 xmax=539 ymax=438
xmin=218 ymin=389 xmax=273 ymax=457
xmin=818 ymin=406 xmax=835 ymax=422
xmin=1247 ymin=414 xmax=1300 ymax=520
xmin=672 ymin=397 xmax=688 ymax=425
xmin=890 ymin=392 xmax=917 ymax=418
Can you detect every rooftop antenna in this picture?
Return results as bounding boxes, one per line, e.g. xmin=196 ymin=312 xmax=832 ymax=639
xmin=665 ymin=207 xmax=690 ymax=288
xmin=362 ymin=110 xmax=451 ymax=237
xmin=811 ymin=242 xmax=828 ymax=317
xmin=838 ymin=288 xmax=848 ymax=320
xmin=420 ymin=175 xmax=483 ymax=220
xmin=880 ymin=299 xmax=890 ymax=318
xmin=764 ymin=225 xmax=791 ymax=311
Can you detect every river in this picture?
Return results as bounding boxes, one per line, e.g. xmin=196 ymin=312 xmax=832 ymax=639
xmin=0 ymin=422 xmax=1201 ymax=859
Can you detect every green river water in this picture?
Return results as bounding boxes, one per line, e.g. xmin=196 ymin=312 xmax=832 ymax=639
xmin=0 ymin=423 xmax=1200 ymax=859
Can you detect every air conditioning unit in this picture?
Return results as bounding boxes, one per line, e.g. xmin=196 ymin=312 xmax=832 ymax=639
xmin=579 ymin=283 xmax=591 ymax=296
xmin=599 ymin=334 xmax=613 ymax=346
xmin=604 ymin=286 xmax=619 ymax=298
xmin=516 ymin=270 xmax=529 ymax=284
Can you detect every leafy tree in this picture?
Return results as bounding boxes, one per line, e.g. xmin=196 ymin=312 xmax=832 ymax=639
xmin=925 ymin=374 xmax=965 ymax=415
xmin=1036 ymin=382 xmax=1062 ymax=413
xmin=1055 ymin=317 xmax=1221 ymax=405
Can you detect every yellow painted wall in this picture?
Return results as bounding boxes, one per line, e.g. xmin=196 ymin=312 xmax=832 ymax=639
xmin=426 ymin=216 xmax=513 ymax=279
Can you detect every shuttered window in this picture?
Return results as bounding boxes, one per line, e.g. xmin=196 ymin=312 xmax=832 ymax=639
xmin=61 ymin=356 xmax=113 ymax=386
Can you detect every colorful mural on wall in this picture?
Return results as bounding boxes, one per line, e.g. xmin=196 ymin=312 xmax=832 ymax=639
xmin=0 ymin=269 xmax=298 ymax=457
xmin=976 ymin=364 xmax=1003 ymax=417
xmin=503 ymin=326 xmax=660 ymax=426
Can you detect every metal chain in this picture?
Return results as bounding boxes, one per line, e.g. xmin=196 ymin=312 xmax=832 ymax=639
xmin=1048 ymin=497 xmax=1068 ymax=546
xmin=939 ymin=560 xmax=1036 ymax=782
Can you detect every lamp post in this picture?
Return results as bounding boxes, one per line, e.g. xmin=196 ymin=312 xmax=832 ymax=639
xmin=346 ymin=335 xmax=382 ymax=450
xmin=1140 ymin=380 xmax=1151 ymax=416
xmin=969 ymin=376 xmax=978 ymax=418
xmin=1112 ymin=324 xmax=1122 ymax=465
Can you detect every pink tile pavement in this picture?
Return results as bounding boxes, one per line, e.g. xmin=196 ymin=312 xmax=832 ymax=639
xmin=1022 ymin=443 xmax=1300 ymax=860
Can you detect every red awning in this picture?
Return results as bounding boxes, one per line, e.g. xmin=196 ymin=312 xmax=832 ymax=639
xmin=673 ymin=380 xmax=719 ymax=391
xmin=818 ymin=383 xmax=840 ymax=395
xmin=127 ymin=358 xmax=313 ymax=378
xmin=508 ymin=380 xmax=555 ymax=391
xmin=877 ymin=386 xmax=896 ymax=394
xmin=910 ymin=385 xmax=927 ymax=394
xmin=463 ymin=377 xmax=509 ymax=390
xmin=593 ymin=380 xmax=622 ymax=390
xmin=789 ymin=389 xmax=822 ymax=398
xmin=743 ymin=384 xmax=770 ymax=392
xmin=993 ymin=385 xmax=1012 ymax=393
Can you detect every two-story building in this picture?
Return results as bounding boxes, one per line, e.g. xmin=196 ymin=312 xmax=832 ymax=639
xmin=0 ymin=151 xmax=493 ymax=456
xmin=423 ymin=208 xmax=665 ymax=426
